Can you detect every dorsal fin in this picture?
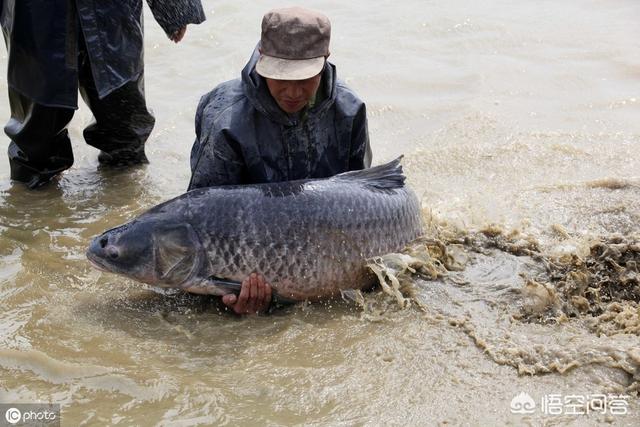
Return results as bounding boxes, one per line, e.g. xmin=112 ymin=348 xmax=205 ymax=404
xmin=332 ymin=156 xmax=406 ymax=190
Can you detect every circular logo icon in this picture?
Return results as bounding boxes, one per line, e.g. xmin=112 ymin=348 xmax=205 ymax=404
xmin=5 ymin=407 xmax=21 ymax=424
xmin=510 ymin=392 xmax=536 ymax=414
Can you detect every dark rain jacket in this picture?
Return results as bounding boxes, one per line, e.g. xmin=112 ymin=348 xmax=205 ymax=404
xmin=188 ymin=48 xmax=372 ymax=189
xmin=0 ymin=0 xmax=205 ymax=109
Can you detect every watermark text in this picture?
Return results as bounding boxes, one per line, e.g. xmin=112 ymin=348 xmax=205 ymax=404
xmin=1 ymin=404 xmax=60 ymax=427
xmin=510 ymin=392 xmax=630 ymax=416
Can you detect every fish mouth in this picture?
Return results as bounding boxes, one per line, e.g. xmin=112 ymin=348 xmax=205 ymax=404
xmin=86 ymin=250 xmax=114 ymax=273
xmin=86 ymin=249 xmax=160 ymax=286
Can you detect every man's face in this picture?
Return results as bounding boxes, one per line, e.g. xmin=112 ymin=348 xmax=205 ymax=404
xmin=265 ymin=74 xmax=322 ymax=114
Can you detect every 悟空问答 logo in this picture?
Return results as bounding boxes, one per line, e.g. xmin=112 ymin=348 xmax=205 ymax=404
xmin=510 ymin=392 xmax=536 ymax=414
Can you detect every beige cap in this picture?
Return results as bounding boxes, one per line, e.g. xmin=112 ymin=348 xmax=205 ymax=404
xmin=256 ymin=7 xmax=331 ymax=80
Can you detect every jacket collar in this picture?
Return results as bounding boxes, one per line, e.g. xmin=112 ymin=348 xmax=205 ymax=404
xmin=241 ymin=45 xmax=337 ymax=126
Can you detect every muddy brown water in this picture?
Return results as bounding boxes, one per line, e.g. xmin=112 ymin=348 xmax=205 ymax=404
xmin=0 ymin=0 xmax=638 ymax=425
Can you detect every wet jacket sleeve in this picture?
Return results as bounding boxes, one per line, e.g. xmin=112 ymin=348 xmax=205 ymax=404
xmin=146 ymin=0 xmax=206 ymax=36
xmin=188 ymin=96 xmax=246 ymax=190
xmin=350 ymin=103 xmax=373 ymax=170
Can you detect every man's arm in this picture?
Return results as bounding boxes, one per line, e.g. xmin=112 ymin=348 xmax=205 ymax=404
xmin=349 ymin=103 xmax=372 ymax=170
xmin=188 ymin=94 xmax=247 ymax=190
xmin=146 ymin=0 xmax=206 ymax=41
xmin=188 ymin=129 xmax=247 ymax=190
xmin=188 ymin=95 xmax=270 ymax=315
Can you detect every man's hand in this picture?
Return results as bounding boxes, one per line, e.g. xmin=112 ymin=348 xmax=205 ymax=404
xmin=170 ymin=26 xmax=187 ymax=43
xmin=222 ymin=273 xmax=272 ymax=315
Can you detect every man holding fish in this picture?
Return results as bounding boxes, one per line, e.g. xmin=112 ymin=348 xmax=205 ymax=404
xmin=188 ymin=7 xmax=373 ymax=314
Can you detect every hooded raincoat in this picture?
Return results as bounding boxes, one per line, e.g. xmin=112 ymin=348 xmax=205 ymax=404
xmin=188 ymin=48 xmax=372 ymax=189
xmin=0 ymin=0 xmax=205 ymax=109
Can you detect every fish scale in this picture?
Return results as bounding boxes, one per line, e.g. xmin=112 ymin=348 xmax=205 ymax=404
xmin=87 ymin=158 xmax=424 ymax=301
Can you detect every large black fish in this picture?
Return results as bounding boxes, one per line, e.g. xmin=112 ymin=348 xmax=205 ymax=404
xmin=87 ymin=158 xmax=423 ymax=301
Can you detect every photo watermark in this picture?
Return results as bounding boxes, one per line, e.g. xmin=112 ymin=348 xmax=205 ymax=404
xmin=510 ymin=392 xmax=630 ymax=416
xmin=1 ymin=404 xmax=60 ymax=427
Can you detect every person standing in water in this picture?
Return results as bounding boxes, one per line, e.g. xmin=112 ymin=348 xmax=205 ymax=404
xmin=0 ymin=0 xmax=206 ymax=188
xmin=188 ymin=7 xmax=372 ymax=314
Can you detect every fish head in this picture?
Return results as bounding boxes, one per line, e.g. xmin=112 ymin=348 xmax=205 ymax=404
xmin=87 ymin=218 xmax=205 ymax=288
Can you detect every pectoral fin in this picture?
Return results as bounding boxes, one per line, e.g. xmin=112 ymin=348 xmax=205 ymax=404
xmin=184 ymin=276 xmax=297 ymax=307
xmin=181 ymin=276 xmax=241 ymax=296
